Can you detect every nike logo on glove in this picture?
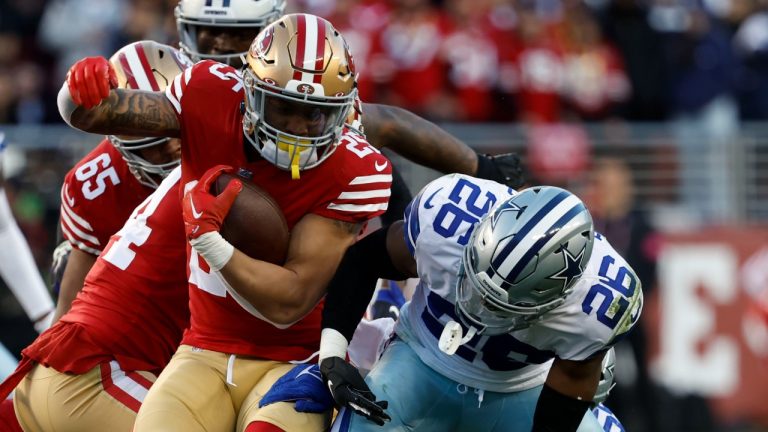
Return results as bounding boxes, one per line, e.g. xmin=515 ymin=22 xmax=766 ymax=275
xmin=190 ymin=198 xmax=203 ymax=219
xmin=374 ymin=160 xmax=388 ymax=172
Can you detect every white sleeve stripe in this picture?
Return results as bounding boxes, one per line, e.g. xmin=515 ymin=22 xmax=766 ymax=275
xmin=327 ymin=202 xmax=389 ymax=212
xmin=184 ymin=65 xmax=192 ymax=85
xmin=337 ymin=189 xmax=391 ymax=200
xmin=60 ymin=185 xmax=93 ymax=230
xmin=60 ymin=225 xmax=102 ymax=255
xmin=165 ymin=86 xmax=181 ymax=114
xmin=349 ymin=174 xmax=392 ymax=185
xmin=173 ymin=72 xmax=183 ymax=100
xmin=60 ymin=207 xmax=100 ymax=246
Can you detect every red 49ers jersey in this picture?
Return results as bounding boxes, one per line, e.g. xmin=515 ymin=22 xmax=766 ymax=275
xmin=166 ymin=60 xmax=393 ymax=360
xmin=60 ymin=140 xmax=150 ymax=255
xmin=23 ymin=168 xmax=188 ymax=376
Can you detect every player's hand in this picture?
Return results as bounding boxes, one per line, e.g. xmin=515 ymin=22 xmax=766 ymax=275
xmin=182 ymin=165 xmax=241 ymax=240
xmin=320 ymin=356 xmax=390 ymax=426
xmin=49 ymin=241 xmax=73 ymax=294
xmin=259 ymin=364 xmax=334 ymax=413
xmin=66 ymin=56 xmax=118 ymax=109
xmin=475 ymin=152 xmax=525 ymax=189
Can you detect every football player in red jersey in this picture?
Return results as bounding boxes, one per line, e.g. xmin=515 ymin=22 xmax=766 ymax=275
xmin=0 ymin=42 xmax=190 ymax=432
xmin=171 ymin=0 xmax=523 ymax=190
xmin=59 ymin=14 xmax=392 ymax=431
xmin=52 ymin=40 xmax=191 ymax=321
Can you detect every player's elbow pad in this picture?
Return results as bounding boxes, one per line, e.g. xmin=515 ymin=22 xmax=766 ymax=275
xmin=57 ymin=83 xmax=77 ymax=127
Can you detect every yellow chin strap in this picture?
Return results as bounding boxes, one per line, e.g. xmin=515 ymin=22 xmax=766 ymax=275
xmin=277 ymin=135 xmax=310 ymax=180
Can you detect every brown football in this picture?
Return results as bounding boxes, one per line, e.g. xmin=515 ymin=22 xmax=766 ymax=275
xmin=211 ymin=173 xmax=289 ymax=265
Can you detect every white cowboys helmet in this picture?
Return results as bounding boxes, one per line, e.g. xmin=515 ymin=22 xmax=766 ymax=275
xmin=455 ymin=186 xmax=595 ymax=335
xmin=175 ymin=0 xmax=285 ymax=65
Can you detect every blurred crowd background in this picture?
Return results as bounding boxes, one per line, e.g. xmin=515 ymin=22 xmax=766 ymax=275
xmin=2 ymin=0 xmax=768 ymax=431
xmin=1 ymin=0 xmax=768 ymax=124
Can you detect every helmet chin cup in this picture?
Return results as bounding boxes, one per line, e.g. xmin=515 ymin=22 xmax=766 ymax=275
xmin=439 ymin=320 xmax=478 ymax=356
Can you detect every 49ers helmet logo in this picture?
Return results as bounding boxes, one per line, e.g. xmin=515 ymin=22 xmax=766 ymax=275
xmin=297 ymin=83 xmax=314 ymax=94
xmin=251 ymin=26 xmax=274 ymax=58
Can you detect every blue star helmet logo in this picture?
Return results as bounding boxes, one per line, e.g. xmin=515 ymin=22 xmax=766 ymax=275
xmin=549 ymin=244 xmax=586 ymax=291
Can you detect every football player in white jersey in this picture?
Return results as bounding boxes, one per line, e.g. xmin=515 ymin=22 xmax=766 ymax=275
xmin=0 ymin=133 xmax=55 ymax=377
xmin=310 ymin=176 xmax=643 ymax=431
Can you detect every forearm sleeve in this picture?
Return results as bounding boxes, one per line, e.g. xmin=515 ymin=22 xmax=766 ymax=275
xmin=322 ymin=225 xmax=408 ymax=341
xmin=531 ymin=384 xmax=592 ymax=432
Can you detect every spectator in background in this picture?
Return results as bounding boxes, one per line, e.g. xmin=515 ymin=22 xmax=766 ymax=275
xmin=558 ymin=2 xmax=631 ymax=120
xmin=497 ymin=0 xmax=565 ymax=123
xmin=582 ymin=154 xmax=660 ymax=432
xmin=733 ymin=5 xmax=768 ymax=119
xmin=38 ymin=0 xmax=126 ymax=81
xmin=316 ymin=0 xmax=392 ymax=103
xmin=372 ymin=0 xmax=452 ymax=119
xmin=663 ymin=6 xmax=739 ymax=222
xmin=596 ymin=0 xmax=668 ymax=120
xmin=441 ymin=0 xmax=502 ymax=121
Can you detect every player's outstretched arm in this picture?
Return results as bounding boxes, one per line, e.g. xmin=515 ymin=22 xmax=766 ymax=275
xmin=317 ymin=221 xmax=414 ymax=425
xmin=361 ymin=103 xmax=525 ymax=188
xmin=58 ymin=57 xmax=180 ymax=138
xmin=531 ymin=354 xmax=605 ymax=432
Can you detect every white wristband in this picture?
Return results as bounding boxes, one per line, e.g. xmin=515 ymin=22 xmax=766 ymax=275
xmin=190 ymin=232 xmax=234 ymax=272
xmin=319 ymin=328 xmax=349 ymax=362
xmin=57 ymin=82 xmax=77 ymax=126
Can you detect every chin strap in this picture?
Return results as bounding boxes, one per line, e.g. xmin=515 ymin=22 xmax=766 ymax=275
xmin=438 ymin=321 xmax=478 ymax=355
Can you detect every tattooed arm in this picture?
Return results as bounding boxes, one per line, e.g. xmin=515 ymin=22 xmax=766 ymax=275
xmin=65 ymin=89 xmax=180 ymax=138
xmin=360 ymin=103 xmax=526 ymax=188
xmin=361 ymin=103 xmax=478 ymax=175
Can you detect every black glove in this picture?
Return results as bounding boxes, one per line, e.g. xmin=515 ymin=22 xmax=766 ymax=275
xmin=320 ymin=356 xmax=391 ymax=426
xmin=475 ymin=152 xmax=525 ymax=189
xmin=50 ymin=241 xmax=72 ymax=294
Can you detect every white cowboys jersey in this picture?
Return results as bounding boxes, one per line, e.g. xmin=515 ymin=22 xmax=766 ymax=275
xmin=396 ymin=174 xmax=643 ymax=393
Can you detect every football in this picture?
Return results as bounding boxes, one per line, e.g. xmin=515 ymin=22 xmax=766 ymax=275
xmin=211 ymin=173 xmax=289 ymax=265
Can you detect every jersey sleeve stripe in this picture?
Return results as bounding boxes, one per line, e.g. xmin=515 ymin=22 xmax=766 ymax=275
xmin=403 ymin=191 xmax=423 ymax=255
xmin=327 ymin=202 xmax=389 ymax=212
xmin=165 ymin=85 xmax=181 ymax=114
xmin=60 ymin=208 xmax=100 ymax=246
xmin=61 ymin=226 xmax=102 ymax=255
xmin=349 ymin=174 xmax=392 ymax=185
xmin=337 ymin=189 xmax=391 ymax=200
xmin=60 ymin=185 xmax=94 ymax=230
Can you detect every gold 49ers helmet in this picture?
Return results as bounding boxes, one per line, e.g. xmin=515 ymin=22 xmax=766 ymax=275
xmin=242 ymin=13 xmax=358 ymax=179
xmin=108 ymin=41 xmax=192 ymax=188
